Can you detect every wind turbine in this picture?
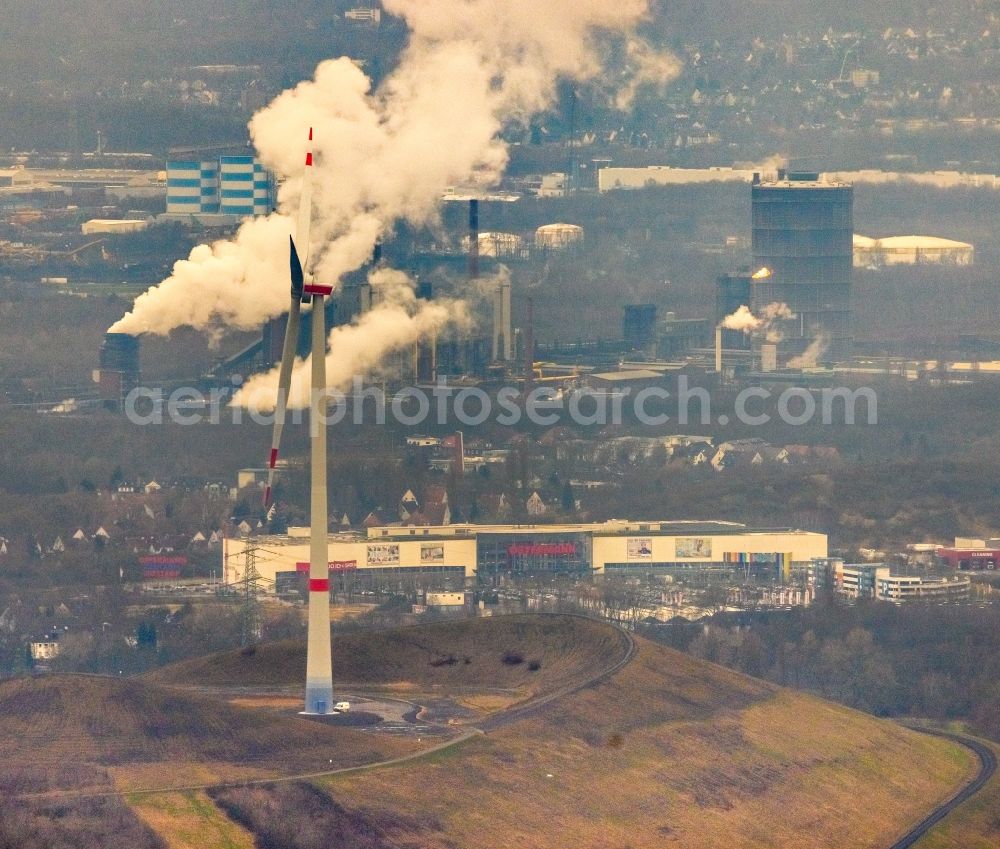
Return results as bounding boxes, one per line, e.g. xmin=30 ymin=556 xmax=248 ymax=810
xmin=264 ymin=128 xmax=334 ymax=715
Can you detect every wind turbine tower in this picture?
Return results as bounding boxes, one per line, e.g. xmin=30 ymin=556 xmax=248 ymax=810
xmin=264 ymin=128 xmax=335 ymax=715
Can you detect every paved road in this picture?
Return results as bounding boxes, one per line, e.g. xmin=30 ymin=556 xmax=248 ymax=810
xmin=478 ymin=623 xmax=635 ymax=732
xmin=886 ymin=726 xmax=998 ymax=849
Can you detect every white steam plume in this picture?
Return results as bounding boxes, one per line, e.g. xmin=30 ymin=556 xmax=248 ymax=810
xmin=232 ymin=268 xmax=470 ymax=413
xmin=823 ymin=169 xmax=1000 ymax=190
xmin=614 ymin=38 xmax=684 ymax=110
xmin=721 ymin=302 xmax=794 ymax=335
xmin=111 ymin=0 xmax=677 ymax=338
xmin=109 ymin=215 xmax=293 ymax=335
xmin=786 ymin=332 xmax=830 ymax=369
xmin=720 ymin=305 xmax=758 ymax=332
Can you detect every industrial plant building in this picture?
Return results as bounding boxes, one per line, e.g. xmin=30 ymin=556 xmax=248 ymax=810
xmin=165 ymin=160 xmax=220 ymax=214
xmin=95 ymin=333 xmax=141 ymax=410
xmin=852 ymin=235 xmax=974 ymax=267
xmin=597 ymin=165 xmax=758 ymax=191
xmin=223 ymin=520 xmax=827 ymax=591
xmin=751 ymin=171 xmax=853 ymax=362
xmin=81 ymin=218 xmax=150 ymax=235
xmin=165 ymin=156 xmax=274 ymax=218
xmin=534 ymin=222 xmax=584 ymax=250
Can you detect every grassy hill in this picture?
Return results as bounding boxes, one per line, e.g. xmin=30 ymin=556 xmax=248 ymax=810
xmin=208 ymin=633 xmax=977 ymax=849
xmin=2 ymin=615 xmax=990 ymax=847
xmin=147 ymin=614 xmax=631 ymax=700
xmin=915 ymin=736 xmax=1000 ymax=849
xmin=0 ymin=674 xmax=421 ymax=796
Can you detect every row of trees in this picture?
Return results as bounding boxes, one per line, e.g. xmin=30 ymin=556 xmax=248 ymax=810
xmin=0 ymin=797 xmax=164 ymax=849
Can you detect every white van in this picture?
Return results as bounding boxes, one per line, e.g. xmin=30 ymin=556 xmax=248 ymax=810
xmin=334 ymin=701 xmax=351 ymax=713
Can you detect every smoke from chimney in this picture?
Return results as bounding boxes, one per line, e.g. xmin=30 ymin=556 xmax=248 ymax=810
xmin=523 ymin=296 xmax=535 ymax=396
xmin=110 ymin=1 xmax=679 ymax=405
xmin=787 ymin=332 xmax=831 ymax=369
xmin=721 ymin=302 xmax=793 ymax=334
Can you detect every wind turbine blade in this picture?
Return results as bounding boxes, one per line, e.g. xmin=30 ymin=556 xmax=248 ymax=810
xmin=290 ymin=236 xmax=305 ymax=299
xmin=263 ymin=298 xmax=301 ymax=509
xmin=297 ymin=127 xmax=315 ymax=274
xmin=264 ymin=127 xmax=314 ymax=510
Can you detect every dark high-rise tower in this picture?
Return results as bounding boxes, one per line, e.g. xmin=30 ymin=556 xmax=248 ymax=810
xmin=98 ymin=333 xmax=141 ymax=411
xmin=751 ymin=171 xmax=853 ymax=362
xmin=622 ymin=304 xmax=657 ymax=351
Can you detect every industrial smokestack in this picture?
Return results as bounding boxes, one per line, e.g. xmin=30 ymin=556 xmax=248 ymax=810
xmin=524 ymin=296 xmax=535 ymax=396
xmin=715 ymin=325 xmax=723 ymax=374
xmin=98 ymin=332 xmax=141 ymax=411
xmin=414 ymin=279 xmax=436 ymax=382
xmin=761 ymin=343 xmax=778 ymax=372
xmin=452 ymin=431 xmax=465 ymax=476
xmin=492 ymin=276 xmax=512 ymax=362
xmin=468 ymin=198 xmax=480 ymax=280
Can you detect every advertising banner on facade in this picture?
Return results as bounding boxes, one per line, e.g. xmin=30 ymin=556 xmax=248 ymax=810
xmin=627 ymin=538 xmax=653 ymax=560
xmin=676 ymin=537 xmax=713 ymax=559
xmin=367 ymin=544 xmax=400 ymax=566
xmin=421 ymin=544 xmax=445 ymax=564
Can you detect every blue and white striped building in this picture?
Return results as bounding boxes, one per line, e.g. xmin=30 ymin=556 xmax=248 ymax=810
xmin=165 ymin=155 xmax=274 ymax=218
xmin=166 ymin=161 xmax=220 ymax=214
xmin=220 ymin=156 xmax=274 ymax=217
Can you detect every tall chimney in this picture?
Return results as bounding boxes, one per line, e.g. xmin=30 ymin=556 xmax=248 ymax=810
xmin=467 ymin=198 xmax=480 ymax=280
xmin=761 ymin=343 xmax=778 ymax=373
xmin=415 ymin=280 xmax=436 ymax=382
xmin=453 ymin=431 xmax=465 ymax=476
xmin=492 ymin=276 xmax=512 ymax=362
xmin=524 ymin=296 xmax=535 ymax=396
xmin=715 ymin=325 xmax=723 ymax=374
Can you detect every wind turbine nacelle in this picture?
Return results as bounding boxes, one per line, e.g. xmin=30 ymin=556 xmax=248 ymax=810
xmin=290 ymin=236 xmax=333 ymax=297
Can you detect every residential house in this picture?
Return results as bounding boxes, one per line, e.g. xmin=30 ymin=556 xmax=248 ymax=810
xmin=422 ymin=485 xmax=451 ymax=526
xmin=671 ymin=442 xmax=712 ymax=467
xmin=399 ymin=489 xmax=420 ymax=521
xmin=711 ymin=438 xmax=779 ymax=471
xmin=30 ymin=634 xmax=61 ymax=662
xmin=526 ymin=491 xmax=548 ymax=516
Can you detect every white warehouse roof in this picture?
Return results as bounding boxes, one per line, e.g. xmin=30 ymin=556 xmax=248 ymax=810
xmin=855 ymin=234 xmax=972 ymax=250
xmin=876 ymin=235 xmax=973 ymax=249
xmin=853 ymin=234 xmax=974 ymax=267
xmin=536 ymin=223 xmax=584 ymax=233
